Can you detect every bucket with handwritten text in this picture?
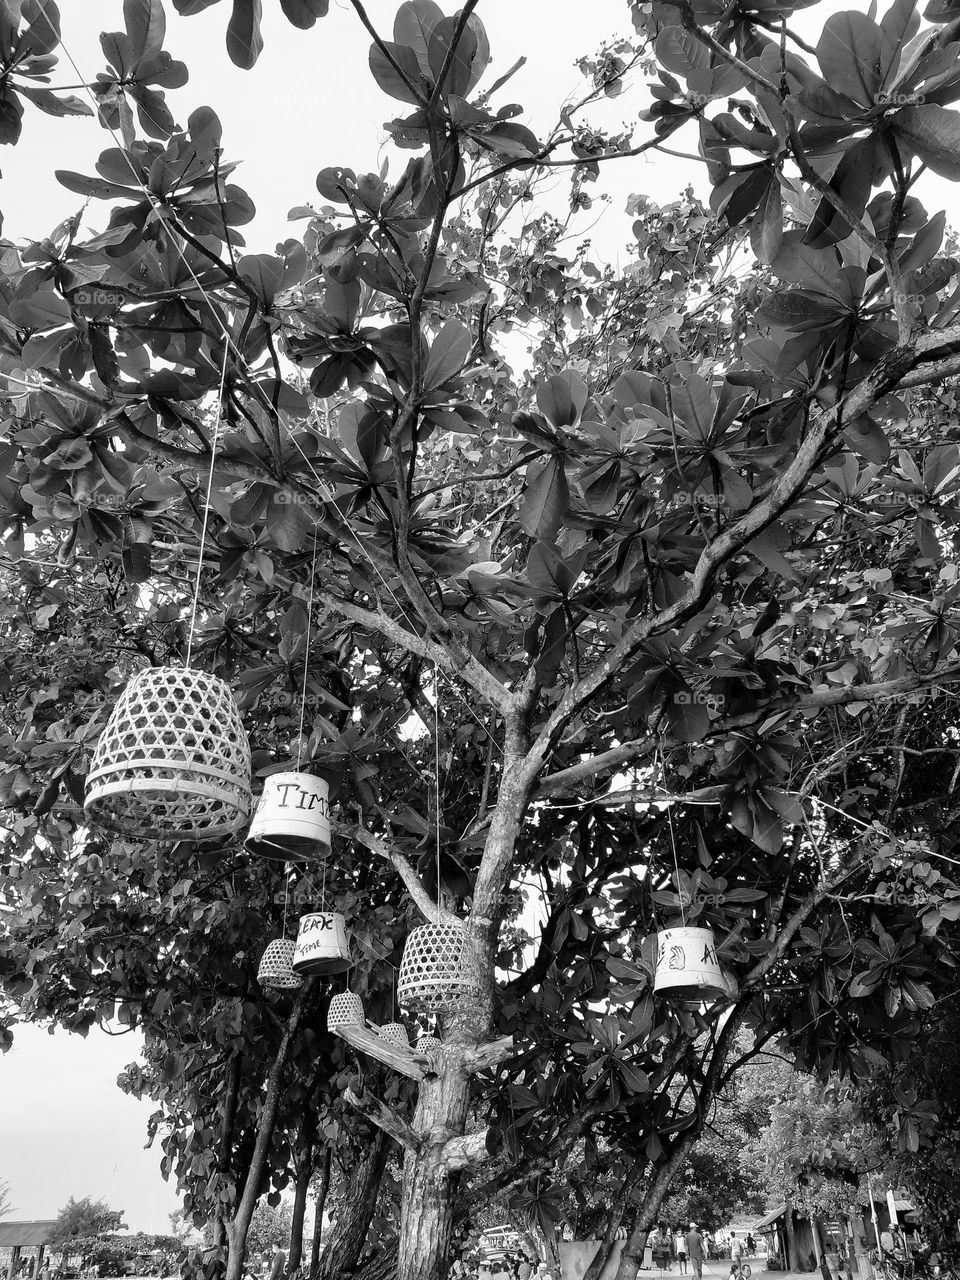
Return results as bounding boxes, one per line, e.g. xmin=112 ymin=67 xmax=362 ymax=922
xmin=245 ymin=771 xmax=331 ymax=861
xmin=291 ymin=911 xmax=352 ymax=975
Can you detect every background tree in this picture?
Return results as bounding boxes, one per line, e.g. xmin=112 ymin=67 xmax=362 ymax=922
xmin=0 ymin=1180 xmax=13 ymax=1221
xmin=48 ymin=1198 xmax=127 ymax=1248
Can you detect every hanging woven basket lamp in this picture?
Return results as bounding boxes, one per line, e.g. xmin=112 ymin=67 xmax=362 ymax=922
xmin=379 ymin=1021 xmax=410 ymax=1049
xmin=397 ymin=918 xmax=481 ymax=1015
xmin=258 ymin=938 xmax=302 ymax=991
xmin=85 ymin=666 xmax=251 ymax=842
xmin=414 ymin=1033 xmax=442 ymax=1053
xmin=327 ymin=991 xmax=365 ymax=1031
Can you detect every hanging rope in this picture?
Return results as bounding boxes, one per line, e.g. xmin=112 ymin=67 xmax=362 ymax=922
xmin=296 ymin=529 xmax=319 ymax=769
xmin=282 ymin=860 xmax=290 ymax=938
xmin=434 ymin=661 xmax=442 ymax=908
xmin=660 ymin=742 xmax=686 ymax=927
xmin=185 ymin=342 xmax=230 ymax=669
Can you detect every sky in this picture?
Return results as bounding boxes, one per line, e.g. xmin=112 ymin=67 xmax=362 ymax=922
xmin=1 ymin=0 xmax=957 ymax=1241
xmin=1 ymin=1022 xmax=181 ymax=1233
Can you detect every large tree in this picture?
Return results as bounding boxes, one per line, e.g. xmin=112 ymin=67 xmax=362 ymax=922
xmin=4 ymin=3 xmax=960 ymax=1280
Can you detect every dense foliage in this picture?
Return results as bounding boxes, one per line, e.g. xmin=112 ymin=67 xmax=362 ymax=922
xmin=3 ymin=1 xmax=960 ymax=1279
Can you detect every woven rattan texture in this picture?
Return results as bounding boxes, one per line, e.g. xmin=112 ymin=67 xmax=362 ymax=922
xmin=85 ymin=666 xmax=251 ymax=841
xmin=379 ymin=1022 xmax=409 ymax=1048
xmin=398 ymin=920 xmax=481 ymax=1013
xmin=415 ymin=1035 xmax=442 ymax=1053
xmin=327 ymin=991 xmax=365 ymax=1029
xmin=258 ymin=939 xmax=302 ymax=990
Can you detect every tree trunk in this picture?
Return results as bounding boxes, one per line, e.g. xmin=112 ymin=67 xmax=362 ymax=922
xmin=316 ymin=1132 xmax=390 ymax=1280
xmin=288 ymin=1114 xmax=315 ymax=1279
xmin=309 ymin=1147 xmax=332 ymax=1280
xmin=396 ymin=1058 xmax=473 ymax=1280
xmin=225 ymin=984 xmax=311 ymax=1280
xmin=612 ymin=1133 xmax=704 ymax=1280
xmin=212 ymin=1051 xmax=243 ymax=1259
xmin=785 ymin=1207 xmax=799 ymax=1271
xmin=583 ymin=1191 xmax=631 ymax=1280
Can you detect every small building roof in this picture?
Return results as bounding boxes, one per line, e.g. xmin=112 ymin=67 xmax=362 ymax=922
xmin=755 ymin=1204 xmax=788 ymax=1231
xmin=0 ymin=1222 xmax=58 ymax=1248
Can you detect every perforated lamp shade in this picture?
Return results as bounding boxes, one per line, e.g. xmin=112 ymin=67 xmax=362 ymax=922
xmin=379 ymin=1022 xmax=410 ymax=1049
xmin=327 ymin=991 xmax=364 ymax=1031
xmin=258 ymin=938 xmax=302 ymax=990
xmin=397 ymin=919 xmax=481 ymax=1014
xmin=85 ymin=666 xmax=251 ymax=841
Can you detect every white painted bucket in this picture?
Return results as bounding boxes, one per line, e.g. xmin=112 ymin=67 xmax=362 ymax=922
xmin=245 ymin=771 xmax=331 ymax=861
xmin=291 ymin=911 xmax=352 ymax=975
xmin=654 ymin=926 xmax=726 ymax=1000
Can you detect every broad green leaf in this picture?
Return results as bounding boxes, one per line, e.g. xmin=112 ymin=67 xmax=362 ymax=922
xmin=279 ymin=0 xmax=328 ymax=27
xmin=537 ymin=370 xmax=587 ymax=428
xmin=394 ymin=0 xmax=444 ymax=77
xmin=519 ymin=457 xmax=569 ymax=541
xmin=893 ymin=104 xmax=960 ymax=178
xmin=369 ymin=40 xmax=425 ymax=106
xmin=123 ymin=0 xmax=165 ymax=62
xmin=226 ymin=0 xmax=263 ymax=69
xmin=816 ymin=12 xmax=885 ymax=106
xmin=424 ymin=319 xmax=471 ymax=388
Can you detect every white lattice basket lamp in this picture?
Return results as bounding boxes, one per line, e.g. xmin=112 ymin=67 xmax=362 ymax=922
xmin=415 ymin=1034 xmax=441 ymax=1053
xmin=258 ymin=938 xmax=302 ymax=990
xmin=398 ymin=919 xmax=481 ymax=1014
xmin=379 ymin=1022 xmax=409 ymax=1048
xmin=327 ymin=991 xmax=364 ymax=1031
xmin=85 ymin=666 xmax=251 ymax=841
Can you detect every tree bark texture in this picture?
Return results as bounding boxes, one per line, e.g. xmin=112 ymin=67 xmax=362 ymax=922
xmin=309 ymin=1147 xmax=332 ymax=1280
xmin=316 ymin=1132 xmax=390 ymax=1280
xmin=396 ymin=1057 xmax=473 ymax=1280
xmin=288 ymin=1113 xmax=315 ymax=1278
xmin=212 ymin=1051 xmax=243 ymax=1260
xmin=225 ymin=985 xmax=310 ymax=1280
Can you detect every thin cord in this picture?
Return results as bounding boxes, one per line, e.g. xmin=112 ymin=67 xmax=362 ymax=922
xmin=296 ymin=530 xmax=319 ymax=768
xmin=660 ymin=743 xmax=686 ymax=927
xmin=282 ymin=862 xmax=290 ymax=937
xmin=54 ymin=30 xmax=504 ymax=759
xmin=435 ymin=662 xmax=442 ymax=907
xmin=185 ymin=343 xmax=229 ymax=668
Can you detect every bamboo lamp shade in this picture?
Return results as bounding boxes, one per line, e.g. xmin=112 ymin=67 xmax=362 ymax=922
xmin=415 ymin=1034 xmax=442 ymax=1053
xmin=84 ymin=666 xmax=251 ymax=841
xmin=327 ymin=991 xmax=365 ymax=1030
xmin=397 ymin=919 xmax=481 ymax=1014
xmin=258 ymin=938 xmax=302 ymax=990
xmin=379 ymin=1022 xmax=410 ymax=1049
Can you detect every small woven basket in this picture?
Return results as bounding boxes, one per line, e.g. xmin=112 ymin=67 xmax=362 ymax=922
xmin=379 ymin=1021 xmax=409 ymax=1048
xmin=398 ymin=919 xmax=481 ymax=1014
xmin=327 ymin=991 xmax=364 ymax=1030
xmin=414 ymin=1034 xmax=441 ymax=1053
xmin=85 ymin=666 xmax=251 ymax=841
xmin=258 ymin=938 xmax=302 ymax=990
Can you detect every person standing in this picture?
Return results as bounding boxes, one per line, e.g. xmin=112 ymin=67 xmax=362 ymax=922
xmin=686 ymin=1224 xmax=706 ymax=1280
xmin=675 ymin=1229 xmax=688 ymax=1275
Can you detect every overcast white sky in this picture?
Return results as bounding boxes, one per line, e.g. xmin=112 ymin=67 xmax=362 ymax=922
xmin=1 ymin=0 xmax=956 ymax=1238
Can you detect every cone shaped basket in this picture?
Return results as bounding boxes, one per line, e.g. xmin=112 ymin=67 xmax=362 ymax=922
xmin=85 ymin=666 xmax=251 ymax=842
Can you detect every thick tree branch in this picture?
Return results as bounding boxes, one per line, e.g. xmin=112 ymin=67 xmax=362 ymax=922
xmin=535 ymin=661 xmax=960 ymax=797
xmin=321 ymin=592 xmax=510 ymax=713
xmin=459 ymin=1036 xmax=514 ymax=1074
xmin=344 ymin=1086 xmax=419 ymax=1153
xmin=440 ymin=1127 xmax=490 ymax=1172
xmin=332 ymin=819 xmax=457 ymax=926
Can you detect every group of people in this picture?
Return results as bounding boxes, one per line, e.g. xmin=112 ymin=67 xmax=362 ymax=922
xmin=647 ymin=1226 xmax=758 ymax=1277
